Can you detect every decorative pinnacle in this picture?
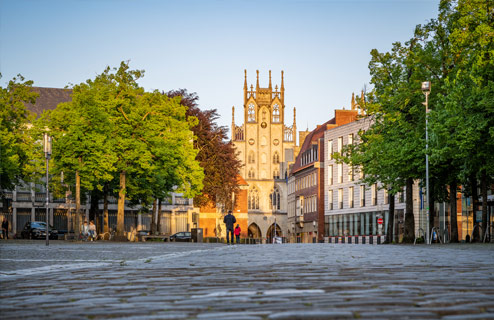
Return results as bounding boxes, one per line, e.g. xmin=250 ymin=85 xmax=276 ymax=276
xmin=256 ymin=70 xmax=259 ymax=88
xmin=269 ymin=70 xmax=272 ymax=88
xmin=281 ymin=70 xmax=284 ymax=90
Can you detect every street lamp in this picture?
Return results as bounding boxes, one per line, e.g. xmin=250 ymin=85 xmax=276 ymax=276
xmin=43 ymin=133 xmax=52 ymax=246
xmin=422 ymin=81 xmax=431 ymax=245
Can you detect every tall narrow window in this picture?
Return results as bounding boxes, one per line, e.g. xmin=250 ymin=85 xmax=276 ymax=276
xmin=273 ymin=169 xmax=280 ymax=179
xmin=248 ymin=151 xmax=255 ymax=164
xmin=248 ymin=103 xmax=256 ymax=122
xmin=360 ymin=185 xmax=366 ymax=207
xmin=328 ymin=140 xmax=333 ymax=160
xmin=271 ymin=188 xmax=281 ymax=210
xmin=248 ymin=168 xmax=255 ymax=179
xmin=273 ymin=152 xmax=280 ymax=164
xmin=348 ymin=166 xmax=354 ymax=182
xmin=372 ymin=184 xmax=377 ymax=205
xmin=272 ymin=104 xmax=280 ymax=123
xmin=338 ymin=188 xmax=343 ymax=209
xmin=248 ymin=186 xmax=260 ymax=210
xmin=328 ymin=165 xmax=333 ymax=186
xmin=338 ymin=136 xmax=343 ymax=153
xmin=383 ymin=189 xmax=389 ymax=205
xmin=348 ymin=133 xmax=353 ymax=145
xmin=328 ymin=190 xmax=333 ymax=210
xmin=359 ymin=165 xmax=364 ymax=179
xmin=349 ymin=186 xmax=354 ymax=208
xmin=338 ymin=163 xmax=343 ymax=183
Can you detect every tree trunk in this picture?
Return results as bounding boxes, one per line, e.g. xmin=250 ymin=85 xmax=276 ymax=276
xmin=151 ymin=199 xmax=157 ymax=234
xmin=157 ymin=199 xmax=162 ymax=235
xmin=481 ymin=169 xmax=488 ymax=242
xmin=450 ymin=179 xmax=459 ymax=242
xmin=75 ymin=169 xmax=81 ymax=238
xmin=471 ymin=174 xmax=479 ymax=242
xmin=386 ymin=190 xmax=395 ymax=244
xmin=403 ymin=178 xmax=415 ymax=243
xmin=117 ymin=170 xmax=126 ymax=237
xmin=89 ymin=189 xmax=99 ymax=232
xmin=103 ymin=183 xmax=109 ymax=233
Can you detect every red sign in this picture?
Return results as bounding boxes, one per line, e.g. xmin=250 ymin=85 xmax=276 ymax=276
xmin=377 ymin=218 xmax=383 ymax=225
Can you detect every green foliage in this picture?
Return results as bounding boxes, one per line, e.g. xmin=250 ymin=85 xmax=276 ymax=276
xmin=166 ymin=89 xmax=241 ymax=210
xmin=37 ymin=61 xmax=204 ymax=211
xmin=0 ymin=74 xmax=38 ymax=195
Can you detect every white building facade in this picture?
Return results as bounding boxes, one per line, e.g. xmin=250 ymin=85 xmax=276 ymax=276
xmin=323 ymin=118 xmax=421 ymax=243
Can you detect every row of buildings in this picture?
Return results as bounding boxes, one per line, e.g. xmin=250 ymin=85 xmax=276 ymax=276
xmin=1 ymin=70 xmax=492 ymax=242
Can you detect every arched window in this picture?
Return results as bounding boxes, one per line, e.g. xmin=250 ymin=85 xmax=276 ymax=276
xmin=272 ymin=104 xmax=280 ymax=122
xmin=248 ymin=186 xmax=260 ymax=210
xmin=248 ymin=168 xmax=255 ymax=179
xmin=273 ymin=169 xmax=280 ymax=179
xmin=270 ymin=188 xmax=281 ymax=210
xmin=248 ymin=151 xmax=255 ymax=164
xmin=273 ymin=152 xmax=280 ymax=164
xmin=248 ymin=103 xmax=256 ymax=122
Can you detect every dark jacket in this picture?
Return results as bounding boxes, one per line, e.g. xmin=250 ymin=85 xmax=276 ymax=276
xmin=223 ymin=213 xmax=236 ymax=230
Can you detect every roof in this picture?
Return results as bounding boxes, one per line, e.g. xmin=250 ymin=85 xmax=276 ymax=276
xmin=291 ymin=118 xmax=335 ymax=174
xmin=25 ymin=87 xmax=73 ymax=117
xmin=236 ymin=175 xmax=248 ymax=186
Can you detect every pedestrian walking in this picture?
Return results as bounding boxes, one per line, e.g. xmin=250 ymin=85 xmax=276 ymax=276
xmin=1 ymin=217 xmax=9 ymax=239
xmin=89 ymin=220 xmax=97 ymax=241
xmin=223 ymin=210 xmax=236 ymax=244
xmin=234 ymin=224 xmax=241 ymax=244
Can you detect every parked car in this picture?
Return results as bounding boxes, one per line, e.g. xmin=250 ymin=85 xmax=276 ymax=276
xmin=169 ymin=232 xmax=191 ymax=242
xmin=21 ymin=221 xmax=58 ymax=240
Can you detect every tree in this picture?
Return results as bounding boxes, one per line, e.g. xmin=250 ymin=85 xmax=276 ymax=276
xmin=0 ymin=75 xmax=38 ymax=198
xmin=103 ymin=64 xmax=203 ymax=237
xmin=166 ymin=89 xmax=242 ymax=211
xmin=39 ymin=62 xmax=204 ymax=237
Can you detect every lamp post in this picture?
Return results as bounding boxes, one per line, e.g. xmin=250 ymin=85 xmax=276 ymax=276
xmin=422 ymin=81 xmax=431 ymax=245
xmin=43 ymin=133 xmax=52 ymax=246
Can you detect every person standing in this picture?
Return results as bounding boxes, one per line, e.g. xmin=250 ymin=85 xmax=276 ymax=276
xmin=2 ymin=217 xmax=9 ymax=239
xmin=88 ymin=220 xmax=97 ymax=241
xmin=223 ymin=210 xmax=236 ymax=244
xmin=234 ymin=224 xmax=241 ymax=244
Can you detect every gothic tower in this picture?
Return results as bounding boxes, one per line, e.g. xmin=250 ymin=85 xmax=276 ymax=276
xmin=232 ymin=70 xmax=298 ymax=241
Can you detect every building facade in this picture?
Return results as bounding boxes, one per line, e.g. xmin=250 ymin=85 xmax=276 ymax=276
xmin=323 ymin=117 xmax=421 ymax=243
xmin=231 ymin=70 xmax=298 ymax=243
xmin=288 ymin=106 xmax=359 ymax=243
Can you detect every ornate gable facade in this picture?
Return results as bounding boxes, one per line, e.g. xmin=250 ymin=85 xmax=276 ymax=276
xmin=232 ymin=70 xmax=298 ymax=242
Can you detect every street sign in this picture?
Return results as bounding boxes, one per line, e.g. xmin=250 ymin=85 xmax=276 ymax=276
xmin=377 ymin=218 xmax=383 ymax=225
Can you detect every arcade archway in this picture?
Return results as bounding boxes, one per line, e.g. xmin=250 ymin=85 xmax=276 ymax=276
xmin=266 ymin=223 xmax=283 ymax=243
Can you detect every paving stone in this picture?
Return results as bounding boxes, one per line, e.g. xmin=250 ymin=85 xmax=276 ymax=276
xmin=0 ymin=242 xmax=493 ymax=319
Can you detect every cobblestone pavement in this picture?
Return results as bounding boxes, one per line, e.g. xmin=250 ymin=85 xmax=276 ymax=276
xmin=1 ymin=241 xmax=493 ymax=320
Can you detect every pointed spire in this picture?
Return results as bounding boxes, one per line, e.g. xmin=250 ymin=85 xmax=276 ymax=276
xmin=351 ymin=92 xmax=356 ymax=110
xmin=269 ymin=70 xmax=272 ymax=89
xmin=232 ymin=106 xmax=235 ymax=124
xmin=281 ymin=70 xmax=284 ymax=90
xmin=293 ymin=107 xmax=296 ymax=125
xmin=244 ymin=69 xmax=247 ymax=89
xmin=256 ymin=70 xmax=259 ymax=89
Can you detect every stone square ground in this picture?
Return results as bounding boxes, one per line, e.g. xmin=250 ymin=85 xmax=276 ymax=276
xmin=0 ymin=241 xmax=493 ymax=319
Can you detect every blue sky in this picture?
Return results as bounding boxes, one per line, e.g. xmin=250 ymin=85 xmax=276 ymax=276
xmin=1 ymin=0 xmax=439 ymax=139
